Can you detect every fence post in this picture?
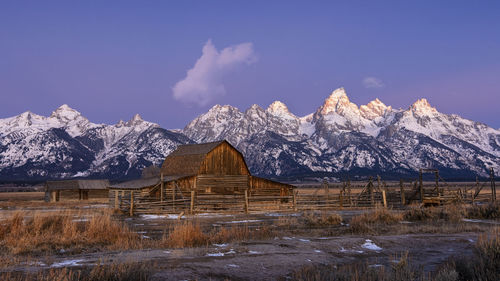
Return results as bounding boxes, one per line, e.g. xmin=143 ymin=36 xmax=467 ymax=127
xmin=419 ymin=169 xmax=424 ymax=203
xmin=491 ymin=168 xmax=497 ymax=202
xmin=114 ymin=190 xmax=119 ymax=210
xmin=369 ymin=177 xmax=374 ymax=206
xmin=338 ymin=190 xmax=343 ymax=209
xmin=435 ymin=170 xmax=439 ymax=194
xmin=130 ymin=191 xmax=134 ymax=216
xmin=293 ymin=190 xmax=297 ymax=211
xmin=400 ymin=179 xmax=405 ymax=205
xmin=244 ymin=189 xmax=249 ymax=213
xmin=172 ymin=182 xmax=176 ymax=211
xmin=347 ymin=176 xmax=352 ymax=206
xmin=190 ymin=190 xmax=195 ymax=214
xmin=160 ymin=173 xmax=164 ymax=202
xmin=382 ymin=190 xmax=387 ymax=208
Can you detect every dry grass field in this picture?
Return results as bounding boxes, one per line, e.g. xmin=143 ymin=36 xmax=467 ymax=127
xmin=0 ymin=184 xmax=498 ymax=280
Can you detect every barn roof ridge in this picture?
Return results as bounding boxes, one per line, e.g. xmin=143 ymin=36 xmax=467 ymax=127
xmin=46 ymin=179 xmax=109 ymax=190
xmin=169 ymin=140 xmax=227 ymax=156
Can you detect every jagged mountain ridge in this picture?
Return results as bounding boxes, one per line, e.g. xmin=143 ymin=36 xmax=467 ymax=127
xmin=0 ymin=105 xmax=190 ymax=179
xmin=183 ymin=88 xmax=500 ymax=178
xmin=1 ymin=88 xmax=499 ymax=180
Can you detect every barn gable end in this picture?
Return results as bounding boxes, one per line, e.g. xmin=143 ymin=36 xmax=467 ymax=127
xmin=160 ymin=140 xmax=249 ymax=177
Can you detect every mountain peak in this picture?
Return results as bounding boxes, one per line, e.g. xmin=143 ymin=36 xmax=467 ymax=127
xmin=132 ymin=113 xmax=143 ymax=121
xmin=208 ymin=104 xmax=239 ymax=113
xmin=125 ymin=113 xmax=146 ymax=126
xmin=410 ymin=98 xmax=437 ymax=115
xmin=360 ymin=98 xmax=391 ymax=120
xmin=318 ymin=87 xmax=358 ymax=116
xmin=267 ymin=100 xmax=297 ymax=119
xmin=50 ymin=104 xmax=82 ymax=122
xmin=327 ymin=87 xmax=347 ymax=100
xmin=267 ymin=100 xmax=289 ymax=113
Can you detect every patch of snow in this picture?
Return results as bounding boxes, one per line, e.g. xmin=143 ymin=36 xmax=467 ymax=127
xmin=462 ymin=218 xmax=483 ymax=223
xmin=206 ymin=252 xmax=224 ymax=257
xmin=265 ymin=212 xmax=301 ymax=217
xmin=140 ymin=215 xmax=166 ymax=220
xmin=361 ymin=239 xmax=382 ymax=251
xmin=225 ymin=219 xmax=262 ymax=224
xmin=51 ymin=259 xmax=84 ymax=268
xmin=299 ymin=238 xmax=311 ymax=242
xmin=227 ymin=264 xmax=240 ymax=268
xmin=214 ymin=243 xmax=228 ymax=247
xmin=225 ymin=249 xmax=236 ymax=254
xmin=248 ymin=250 xmax=261 ymax=254
xmin=314 ymin=250 xmax=322 ymax=253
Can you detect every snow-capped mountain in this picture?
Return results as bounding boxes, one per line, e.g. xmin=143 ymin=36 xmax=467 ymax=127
xmin=1 ymin=88 xmax=499 ymax=180
xmin=184 ymin=88 xmax=500 ymax=178
xmin=0 ymin=105 xmax=190 ymax=179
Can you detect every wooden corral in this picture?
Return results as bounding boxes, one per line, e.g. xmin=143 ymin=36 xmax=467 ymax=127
xmin=295 ymin=170 xmax=497 ymax=210
xmin=45 ymin=180 xmax=109 ymax=202
xmin=109 ymin=140 xmax=295 ymax=215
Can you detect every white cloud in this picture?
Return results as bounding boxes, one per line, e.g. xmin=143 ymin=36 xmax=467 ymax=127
xmin=172 ymin=39 xmax=256 ymax=106
xmin=362 ymin=77 xmax=385 ymax=89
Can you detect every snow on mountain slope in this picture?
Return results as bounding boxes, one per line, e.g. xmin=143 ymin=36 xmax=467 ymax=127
xmin=1 ymin=87 xmax=499 ymax=180
xmin=0 ymin=105 xmax=189 ymax=179
xmin=183 ymin=87 xmax=500 ymax=178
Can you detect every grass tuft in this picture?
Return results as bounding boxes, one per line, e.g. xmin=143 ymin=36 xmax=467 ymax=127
xmin=0 ymin=210 xmax=139 ymax=255
xmin=303 ymin=211 xmax=342 ymax=227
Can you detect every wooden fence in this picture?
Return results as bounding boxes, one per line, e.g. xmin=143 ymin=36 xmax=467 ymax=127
xmin=109 ymin=177 xmax=497 ymax=215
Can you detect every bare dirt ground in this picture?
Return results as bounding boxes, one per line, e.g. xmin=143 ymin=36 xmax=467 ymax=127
xmin=11 ymin=232 xmax=478 ymax=280
xmin=2 ymin=207 xmax=496 ymax=280
xmin=0 ymin=188 xmax=498 ymax=280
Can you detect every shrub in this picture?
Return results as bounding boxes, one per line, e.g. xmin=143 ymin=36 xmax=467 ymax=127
xmin=403 ymin=205 xmax=465 ymax=223
xmin=0 ymin=210 xmax=139 ymax=255
xmin=303 ymin=211 xmax=342 ymax=227
xmin=466 ymin=202 xmax=500 ymax=219
xmin=164 ymin=221 xmax=208 ymax=248
xmin=349 ymin=208 xmax=402 ymax=234
xmin=0 ymin=261 xmax=153 ymax=281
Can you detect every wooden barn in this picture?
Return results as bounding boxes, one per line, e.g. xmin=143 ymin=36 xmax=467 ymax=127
xmin=45 ymin=179 xmax=109 ymax=202
xmin=109 ymin=140 xmax=295 ymax=214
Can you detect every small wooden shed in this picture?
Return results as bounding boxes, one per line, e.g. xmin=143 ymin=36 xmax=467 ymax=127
xmin=45 ymin=179 xmax=109 ymax=202
xmin=109 ymin=140 xmax=295 ymax=214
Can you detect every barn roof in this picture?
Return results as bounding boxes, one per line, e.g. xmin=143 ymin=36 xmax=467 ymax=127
xmin=46 ymin=179 xmax=109 ymax=191
xmin=167 ymin=140 xmax=225 ymax=156
xmin=108 ymin=175 xmax=188 ymax=190
xmin=161 ymin=140 xmax=244 ymax=176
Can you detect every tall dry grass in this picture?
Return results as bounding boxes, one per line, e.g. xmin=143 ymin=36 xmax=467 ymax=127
xmin=0 ymin=261 xmax=153 ymax=281
xmin=161 ymin=221 xmax=276 ymax=248
xmin=303 ymin=211 xmax=342 ymax=227
xmin=451 ymin=227 xmax=500 ymax=281
xmin=288 ymin=227 xmax=500 ymax=281
xmin=286 ymin=251 xmax=421 ymax=281
xmin=349 ymin=208 xmax=403 ymax=234
xmin=0 ymin=210 xmax=140 ymax=255
xmin=466 ymin=202 xmax=500 ymax=220
xmin=403 ymin=204 xmax=465 ymax=223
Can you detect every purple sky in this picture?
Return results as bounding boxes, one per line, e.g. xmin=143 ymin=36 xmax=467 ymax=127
xmin=1 ymin=1 xmax=499 ymax=128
